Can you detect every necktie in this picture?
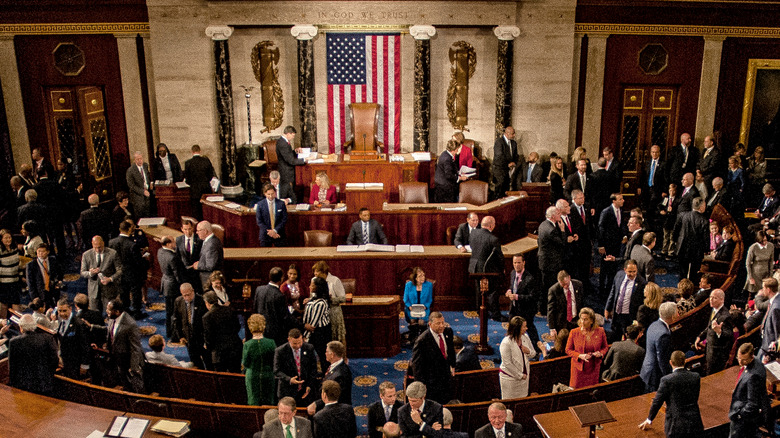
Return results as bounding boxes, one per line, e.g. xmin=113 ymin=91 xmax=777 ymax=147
xmin=736 ymin=366 xmax=745 ymax=386
xmin=294 ymin=349 xmax=301 ymax=375
xmin=649 ymin=160 xmax=656 ymax=187
xmin=497 ymin=430 xmax=504 ymax=438
xmin=683 ymin=146 xmax=688 ymax=167
xmin=579 ymin=206 xmax=585 ymax=222
xmin=385 ymin=404 xmax=391 ymax=421
xmin=326 ymin=364 xmax=333 ymax=375
xmin=186 ymin=238 xmax=191 ymax=254
xmin=187 ymin=301 xmax=192 ymax=325
xmin=41 ymin=259 xmax=50 ymax=291
xmin=97 ymin=251 xmax=102 ymax=266
xmin=285 ymin=424 xmax=293 ymax=438
xmin=668 ymin=197 xmax=674 ymax=212
xmin=564 ymin=216 xmax=571 ymax=233
xmin=139 ymin=166 xmax=148 ymax=189
xmin=60 ymin=318 xmax=67 ymax=336
xmin=363 ymin=222 xmax=369 ymax=244
xmin=615 ymin=208 xmax=620 ymax=227
xmin=269 ymin=201 xmax=276 ymax=229
xmin=710 ymin=309 xmax=716 ymax=322
xmin=617 ymin=279 xmax=629 ymax=314
xmin=580 ymin=173 xmax=586 ymax=192
xmin=109 ymin=320 xmax=115 ymax=344
xmin=514 ymin=272 xmax=521 ymax=291
xmin=438 ymin=334 xmax=446 ymax=358
xmin=526 ymin=164 xmax=532 ymax=183
xmin=566 ymin=286 xmax=573 ymax=322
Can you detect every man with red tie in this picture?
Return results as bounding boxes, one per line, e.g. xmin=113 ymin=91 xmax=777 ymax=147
xmin=307 ymin=340 xmax=353 ymax=414
xmin=411 ymin=312 xmax=456 ymax=404
xmin=547 ymin=270 xmax=584 ymax=338
xmin=729 ymin=343 xmax=771 ymax=438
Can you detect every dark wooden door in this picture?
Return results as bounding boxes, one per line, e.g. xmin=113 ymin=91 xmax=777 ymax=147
xmin=43 ymin=86 xmax=114 ymax=199
xmin=617 ymin=86 xmax=679 ymax=205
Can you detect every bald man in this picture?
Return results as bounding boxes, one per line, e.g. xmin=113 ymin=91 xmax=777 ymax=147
xmin=666 ymin=133 xmax=699 ymax=186
xmin=126 ymin=151 xmax=152 ymax=218
xmin=78 ymin=193 xmax=112 ymax=248
xmin=468 ymin=216 xmax=506 ymax=321
xmin=79 ymin=235 xmax=122 ymax=315
xmin=694 ymin=289 xmax=733 ymax=375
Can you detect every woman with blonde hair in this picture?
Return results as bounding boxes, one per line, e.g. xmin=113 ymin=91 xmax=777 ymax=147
xmin=453 ymin=131 xmax=473 ymax=169
xmin=565 ymin=307 xmax=608 ymax=388
xmin=637 ymin=282 xmax=662 ymax=345
xmin=309 ymin=172 xmax=337 ymax=207
xmin=548 ymin=156 xmax=565 ymax=204
xmin=570 ymin=147 xmax=592 ymax=176
xmin=242 ymin=314 xmax=277 ymax=405
xmin=499 ymin=316 xmax=535 ymax=399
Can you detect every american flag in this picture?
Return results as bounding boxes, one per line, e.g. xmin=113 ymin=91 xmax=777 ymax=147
xmin=326 ymin=33 xmax=401 ymax=154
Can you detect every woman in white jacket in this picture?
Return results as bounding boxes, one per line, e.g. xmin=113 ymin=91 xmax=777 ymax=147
xmin=499 ymin=315 xmax=535 ymax=399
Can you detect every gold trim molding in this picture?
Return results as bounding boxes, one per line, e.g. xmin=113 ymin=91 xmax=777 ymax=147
xmin=739 ymin=59 xmax=780 ymax=146
xmin=0 ymin=22 xmax=149 ymax=36
xmin=576 ymin=23 xmax=780 ymax=39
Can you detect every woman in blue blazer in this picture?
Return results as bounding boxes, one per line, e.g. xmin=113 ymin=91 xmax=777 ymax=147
xmin=403 ymin=267 xmax=433 ymax=340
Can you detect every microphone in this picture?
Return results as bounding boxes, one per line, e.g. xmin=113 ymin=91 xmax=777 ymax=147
xmin=362 ymin=133 xmax=367 ymax=152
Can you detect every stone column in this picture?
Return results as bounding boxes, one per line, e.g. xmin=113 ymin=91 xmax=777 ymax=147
xmin=206 ymin=25 xmax=238 ymax=188
xmin=115 ymin=34 xmax=150 ymax=161
xmin=0 ymin=35 xmax=29 ymax=173
xmin=695 ymin=35 xmax=726 ymax=145
xmin=291 ymin=25 xmax=318 ymax=150
xmin=568 ymin=34 xmax=584 ymax=154
xmin=494 ymin=26 xmax=520 ymax=138
xmin=580 ymin=34 xmax=609 ymax=161
xmin=410 ymin=25 xmax=435 ymax=152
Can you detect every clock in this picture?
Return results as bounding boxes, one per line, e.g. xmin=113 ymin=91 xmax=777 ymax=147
xmin=53 ymin=42 xmax=85 ymax=76
xmin=638 ymin=44 xmax=668 ymax=76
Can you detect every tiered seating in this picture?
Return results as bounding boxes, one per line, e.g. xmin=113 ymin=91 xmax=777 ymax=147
xmin=700 ymin=204 xmax=745 ymax=293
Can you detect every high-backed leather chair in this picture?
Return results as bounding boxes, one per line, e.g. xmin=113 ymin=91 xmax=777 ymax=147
xmin=342 ymin=278 xmax=356 ymax=296
xmin=458 ymin=180 xmax=489 ymax=205
xmin=211 ymin=224 xmax=225 ymax=243
xmin=181 ymin=216 xmax=198 ymax=226
xmin=446 ymin=225 xmax=458 ymax=245
xmin=262 ymin=137 xmax=279 ymax=172
xmin=303 ymin=230 xmax=333 ymax=247
xmin=346 ymin=103 xmax=383 ymax=151
xmin=399 ymin=182 xmax=429 ymax=204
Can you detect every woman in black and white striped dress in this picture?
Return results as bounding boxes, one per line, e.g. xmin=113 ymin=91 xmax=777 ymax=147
xmin=0 ymin=229 xmax=22 ymax=319
xmin=304 ymin=276 xmax=332 ymax=372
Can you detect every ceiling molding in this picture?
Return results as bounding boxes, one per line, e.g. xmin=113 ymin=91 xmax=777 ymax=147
xmin=0 ymin=22 xmax=149 ymax=36
xmin=575 ymin=23 xmax=780 ymax=38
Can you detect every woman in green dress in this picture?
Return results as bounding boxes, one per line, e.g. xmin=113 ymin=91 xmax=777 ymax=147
xmin=242 ymin=314 xmax=277 ymax=405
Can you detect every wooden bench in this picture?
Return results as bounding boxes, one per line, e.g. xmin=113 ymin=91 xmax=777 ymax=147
xmin=701 ymin=204 xmax=745 ymax=294
xmin=144 ymin=361 xmax=248 ymax=405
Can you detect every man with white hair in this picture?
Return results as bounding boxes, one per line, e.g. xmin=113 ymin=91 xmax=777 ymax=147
xmin=126 ymin=151 xmax=152 ymax=218
xmin=538 ymin=206 xmax=565 ymax=313
xmin=706 ymin=176 xmax=727 ymax=215
xmin=435 ymin=408 xmax=468 ymax=438
xmin=193 ymin=220 xmax=223 ymax=290
xmin=474 ymin=402 xmax=523 ymax=438
xmin=269 ymin=170 xmax=297 ymax=205
xmin=397 ymin=381 xmax=444 ymax=438
xmin=8 ymin=314 xmax=58 ymax=394
xmin=694 ymin=289 xmax=733 ymax=375
xmin=640 ymin=301 xmax=676 ymax=392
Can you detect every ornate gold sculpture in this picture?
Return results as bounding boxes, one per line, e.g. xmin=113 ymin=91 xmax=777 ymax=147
xmin=447 ymin=41 xmax=476 ymax=131
xmin=251 ymin=41 xmax=284 ymax=133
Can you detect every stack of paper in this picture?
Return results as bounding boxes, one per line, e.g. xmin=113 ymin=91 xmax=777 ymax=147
xmin=175 ymin=181 xmax=190 ymax=189
xmin=205 ymin=195 xmax=224 ymax=202
xmin=458 ymin=165 xmax=477 ymax=178
xmin=295 ymin=204 xmax=311 ymax=211
xmin=411 ymin=152 xmax=431 ymax=162
xmin=337 ymin=245 xmax=363 ymax=252
xmin=345 ymin=183 xmax=365 ymax=189
xmin=150 ymin=420 xmax=191 ymax=437
xmin=364 ymin=183 xmax=384 ymax=189
xmin=137 ymin=217 xmax=166 ymax=227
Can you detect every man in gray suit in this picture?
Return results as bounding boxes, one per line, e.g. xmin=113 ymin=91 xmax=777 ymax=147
xmin=125 ymin=152 xmax=152 ymax=218
xmin=601 ymin=325 xmax=645 ymax=381
xmin=193 ymin=221 xmax=223 ymax=290
xmin=630 ymin=232 xmax=656 ymax=282
xmin=80 ymin=235 xmax=122 ymax=315
xmin=158 ymin=235 xmax=185 ymax=339
xmin=259 ymin=396 xmax=313 ymax=438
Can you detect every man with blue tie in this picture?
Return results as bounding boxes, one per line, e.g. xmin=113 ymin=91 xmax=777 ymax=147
xmin=256 ymin=183 xmax=288 ymax=247
xmin=367 ymin=382 xmax=403 ymax=438
xmin=346 ymin=208 xmax=388 ymax=245
xmin=642 ymin=145 xmax=665 ymax=222
xmin=605 ymin=259 xmax=647 ymax=342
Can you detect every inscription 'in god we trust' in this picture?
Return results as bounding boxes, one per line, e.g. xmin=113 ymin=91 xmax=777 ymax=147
xmin=317 ymin=10 xmax=410 ymax=20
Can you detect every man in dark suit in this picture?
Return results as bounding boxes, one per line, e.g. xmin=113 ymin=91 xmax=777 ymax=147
xmin=255 ymin=267 xmax=293 ymax=347
xmin=641 ymin=301 xmax=676 ymax=392
xmin=367 ymin=382 xmax=403 ymax=438
xmin=95 ymin=299 xmax=145 ymax=392
xmin=8 ymin=314 xmax=58 ymax=394
xmin=73 ymin=293 xmax=105 ymax=345
xmin=630 ymin=232 xmax=656 ymax=283
xmin=759 ymin=277 xmax=780 ymax=363
xmin=55 ymin=298 xmax=91 ymax=379
xmin=453 ymin=335 xmax=481 ymax=372
xmin=346 ymin=207 xmax=388 ymax=245
xmin=693 ymin=274 xmax=713 ymax=306
xmin=175 ymin=219 xmax=202 ymax=293
xmin=273 ymin=328 xmax=319 ymax=405
xmin=519 ymin=151 xmax=543 ymax=185
xmin=602 ymin=147 xmax=622 ymax=193
xmin=80 ymin=235 xmax=122 ymax=315
xmin=312 ymin=380 xmax=357 ymax=438
xmin=666 ymin=133 xmax=698 ymax=187
xmin=434 ymin=140 xmax=460 ymax=203
xmin=16 ymin=189 xmax=48 ymax=231
xmin=33 ymin=166 xmax=66 ymax=258
xmin=109 ymin=220 xmax=145 ymax=319
xmin=674 ymin=197 xmax=709 ymax=281
xmin=729 ymin=343 xmax=771 ymax=438
xmin=491 ymin=125 xmax=519 ymax=197
xmin=256 ymin=183 xmax=289 ymax=247
xmin=194 ymin=221 xmax=223 ymax=290
xmin=506 ymin=254 xmax=540 ymax=350
xmin=638 ymin=350 xmax=704 ymax=437
xmin=9 ymin=176 xmax=27 ymax=209
xmin=641 ymin=145 xmax=665 ymax=218
xmin=569 ymin=189 xmax=593 ymax=285
xmin=268 ymin=170 xmax=297 ymax=205
xmin=705 ymin=177 xmax=728 ymax=216
xmin=693 ymin=289 xmax=733 ymax=375
xmin=321 ymin=341 xmax=352 ymax=405
xmin=276 ymin=126 xmax=306 ymax=187
xmin=26 ymin=243 xmax=62 ymax=309
xmin=172 ymin=283 xmax=209 ymax=369
xmin=467 ymin=216 xmax=504 ymax=321
xmin=698 ymin=135 xmax=720 ymax=188
xmin=78 ymin=194 xmax=112 ymax=247
xmin=411 ymin=312 xmax=456 ymax=404
xmin=677 ymin=172 xmax=699 ymax=213
xmin=397 ymin=381 xmax=444 ymax=438
xmin=474 ymin=402 xmax=523 ymax=438
xmin=598 ymin=193 xmax=627 ymax=296
xmin=589 ymin=158 xmax=615 ymax=219
xmin=438 ymin=408 xmax=468 ymax=438
xmin=605 ymin=260 xmax=647 ymax=342
xmin=564 ymin=158 xmax=590 ymax=201
xmin=157 ymin=235 xmax=185 ymax=339
xmin=547 ymin=270 xmax=583 ymax=336
xmin=601 ymin=325 xmax=645 ymax=381
xmin=259 ymin=397 xmax=313 ymax=438
xmin=202 ymin=291 xmax=242 ymax=372
xmin=453 ymin=212 xmax=479 ymax=252
xmin=756 ymin=183 xmax=779 ymax=220
xmin=31 ymin=147 xmax=55 ymax=183
xmin=126 ymin=152 xmax=153 ymax=218
xmin=537 ymin=206 xmax=565 ymax=313
xmin=183 ymin=144 xmax=215 ymax=219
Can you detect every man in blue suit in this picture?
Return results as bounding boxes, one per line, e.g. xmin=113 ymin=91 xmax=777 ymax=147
xmin=730 ymin=343 xmax=771 ymax=438
xmin=598 ymin=193 xmax=627 ymax=296
xmin=256 ymin=182 xmax=288 ymax=247
xmin=604 ymin=260 xmax=646 ymax=343
xmin=638 ymin=350 xmax=703 ymax=437
xmin=759 ymin=277 xmax=780 ymax=362
xmin=640 ymin=301 xmax=676 ymax=392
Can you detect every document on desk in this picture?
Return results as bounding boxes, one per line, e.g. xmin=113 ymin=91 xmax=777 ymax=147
xmin=345 ymin=183 xmax=365 ymax=189
xmin=411 ymin=152 xmax=431 ymax=162
xmin=410 ymin=245 xmax=424 ymax=252
xmin=395 ymin=244 xmax=410 ymax=252
xmin=444 ymin=206 xmax=468 ymax=211
xmin=337 ymin=245 xmax=363 ymax=252
xmin=223 ymin=202 xmax=242 ymax=210
xmin=308 ymin=158 xmax=325 ymax=164
xmin=295 ymin=204 xmax=311 ymax=211
xmin=364 ymin=183 xmax=384 ymax=189
xmin=205 ymin=195 xmax=224 ymax=202
xmin=137 ymin=217 xmax=166 ymax=227
xmin=175 ymin=181 xmax=190 ymax=189
xmin=297 ymin=148 xmax=311 ymax=159
xmin=119 ymin=418 xmax=150 ymax=438
xmin=364 ymin=243 xmax=395 ymax=252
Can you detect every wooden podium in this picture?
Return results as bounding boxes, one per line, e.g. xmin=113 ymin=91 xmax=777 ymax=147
xmin=470 ymin=272 xmax=501 ymax=355
xmin=569 ymin=401 xmax=616 ymax=437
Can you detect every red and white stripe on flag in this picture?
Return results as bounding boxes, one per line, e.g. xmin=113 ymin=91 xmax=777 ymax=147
xmin=326 ymin=33 xmax=401 ymax=154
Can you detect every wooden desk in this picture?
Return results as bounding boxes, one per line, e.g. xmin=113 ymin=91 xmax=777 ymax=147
xmin=0 ymin=384 xmax=169 ymax=437
xmin=202 ymin=195 xmax=527 ymax=247
xmin=513 ymin=182 xmax=549 ymax=234
xmin=343 ymin=295 xmax=401 ymax=357
xmin=222 ymin=237 xmax=537 ymax=310
xmin=154 ymin=184 xmax=192 ymax=228
xmin=295 ymin=153 xmax=435 ymax=203
xmin=533 ymin=366 xmax=740 ymax=437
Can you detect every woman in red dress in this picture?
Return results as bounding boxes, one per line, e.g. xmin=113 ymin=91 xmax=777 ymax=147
xmin=309 ymin=172 xmax=337 ymax=206
xmin=565 ymin=307 xmax=608 ymax=388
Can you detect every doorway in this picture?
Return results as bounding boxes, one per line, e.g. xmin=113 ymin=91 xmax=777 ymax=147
xmin=617 ymin=85 xmax=679 ymax=200
xmin=43 ymin=86 xmax=114 ymax=199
